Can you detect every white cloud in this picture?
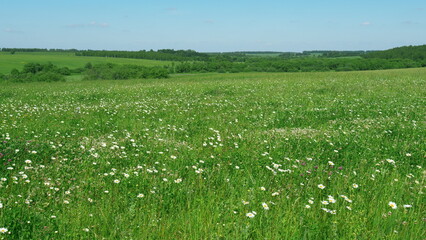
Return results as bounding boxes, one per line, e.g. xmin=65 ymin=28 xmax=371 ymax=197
xmin=3 ymin=28 xmax=22 ymax=33
xmin=360 ymin=21 xmax=371 ymax=26
xmin=164 ymin=7 xmax=181 ymax=16
xmin=66 ymin=22 xmax=109 ymax=28
xmin=402 ymin=20 xmax=418 ymax=25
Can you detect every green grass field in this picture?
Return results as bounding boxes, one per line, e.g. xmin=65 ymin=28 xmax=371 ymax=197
xmin=0 ymin=52 xmax=171 ymax=74
xmin=0 ymin=69 xmax=425 ymax=239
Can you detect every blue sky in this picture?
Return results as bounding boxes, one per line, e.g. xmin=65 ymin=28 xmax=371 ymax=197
xmin=1 ymin=0 xmax=425 ymax=52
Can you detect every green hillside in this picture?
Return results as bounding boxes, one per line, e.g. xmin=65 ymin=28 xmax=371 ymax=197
xmin=0 ymin=52 xmax=171 ymax=74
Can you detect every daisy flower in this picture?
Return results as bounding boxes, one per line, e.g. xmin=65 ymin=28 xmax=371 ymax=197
xmin=246 ymin=212 xmax=256 ymax=218
xmin=388 ymin=201 xmax=397 ymax=209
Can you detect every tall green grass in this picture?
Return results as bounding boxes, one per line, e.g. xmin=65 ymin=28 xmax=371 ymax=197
xmin=0 ymin=69 xmax=424 ymax=239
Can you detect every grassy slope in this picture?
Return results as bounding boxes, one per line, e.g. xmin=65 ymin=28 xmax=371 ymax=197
xmin=0 ymin=69 xmax=425 ymax=239
xmin=0 ymin=52 xmax=171 ymax=74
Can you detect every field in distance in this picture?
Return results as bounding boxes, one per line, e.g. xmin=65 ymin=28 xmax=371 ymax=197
xmin=0 ymin=69 xmax=425 ymax=239
xmin=0 ymin=52 xmax=171 ymax=74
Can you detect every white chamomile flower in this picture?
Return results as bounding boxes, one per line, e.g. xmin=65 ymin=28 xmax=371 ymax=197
xmin=388 ymin=201 xmax=397 ymax=209
xmin=246 ymin=211 xmax=256 ymax=218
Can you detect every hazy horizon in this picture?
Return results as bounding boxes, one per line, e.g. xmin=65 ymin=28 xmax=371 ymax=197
xmin=1 ymin=0 xmax=425 ymax=52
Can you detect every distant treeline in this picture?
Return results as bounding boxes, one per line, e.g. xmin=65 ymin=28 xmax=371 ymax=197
xmin=172 ymin=58 xmax=423 ymax=73
xmin=363 ymin=45 xmax=426 ymax=61
xmin=75 ymin=49 xmax=210 ymax=61
xmin=0 ymin=62 xmax=169 ymax=82
xmin=83 ymin=63 xmax=169 ymax=80
xmin=279 ymin=51 xmax=372 ymax=58
xmin=0 ymin=63 xmax=70 ymax=82
xmin=1 ymin=48 xmax=78 ymax=52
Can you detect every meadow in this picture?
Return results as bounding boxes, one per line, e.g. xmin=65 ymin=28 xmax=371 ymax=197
xmin=0 ymin=52 xmax=171 ymax=75
xmin=0 ymin=69 xmax=425 ymax=239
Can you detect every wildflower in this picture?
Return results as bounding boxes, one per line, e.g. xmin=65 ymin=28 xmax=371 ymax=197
xmin=242 ymin=200 xmax=249 ymax=205
xmin=25 ymin=160 xmax=32 ymax=164
xmin=403 ymin=205 xmax=412 ymax=208
xmin=113 ymin=179 xmax=120 ymax=184
xmin=305 ymin=205 xmax=311 ymax=209
xmin=388 ymin=201 xmax=397 ymax=209
xmin=246 ymin=212 xmax=256 ymax=218
xmin=174 ymin=178 xmax=182 ymax=183
xmin=352 ymin=184 xmax=359 ymax=188
xmin=260 ymin=186 xmax=266 ymax=191
xmin=83 ymin=228 xmax=90 ymax=232
xmin=386 ymin=159 xmax=395 ymax=164
xmin=346 ymin=206 xmax=352 ymax=210
xmin=308 ymin=200 xmax=314 ymax=204
xmin=328 ymin=161 xmax=335 ymax=166
xmin=318 ymin=184 xmax=325 ymax=189
xmin=322 ymin=201 xmax=329 ymax=205
xmin=262 ymin=202 xmax=269 ymax=210
xmin=272 ymin=192 xmax=280 ymax=196
xmin=0 ymin=228 xmax=8 ymax=233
